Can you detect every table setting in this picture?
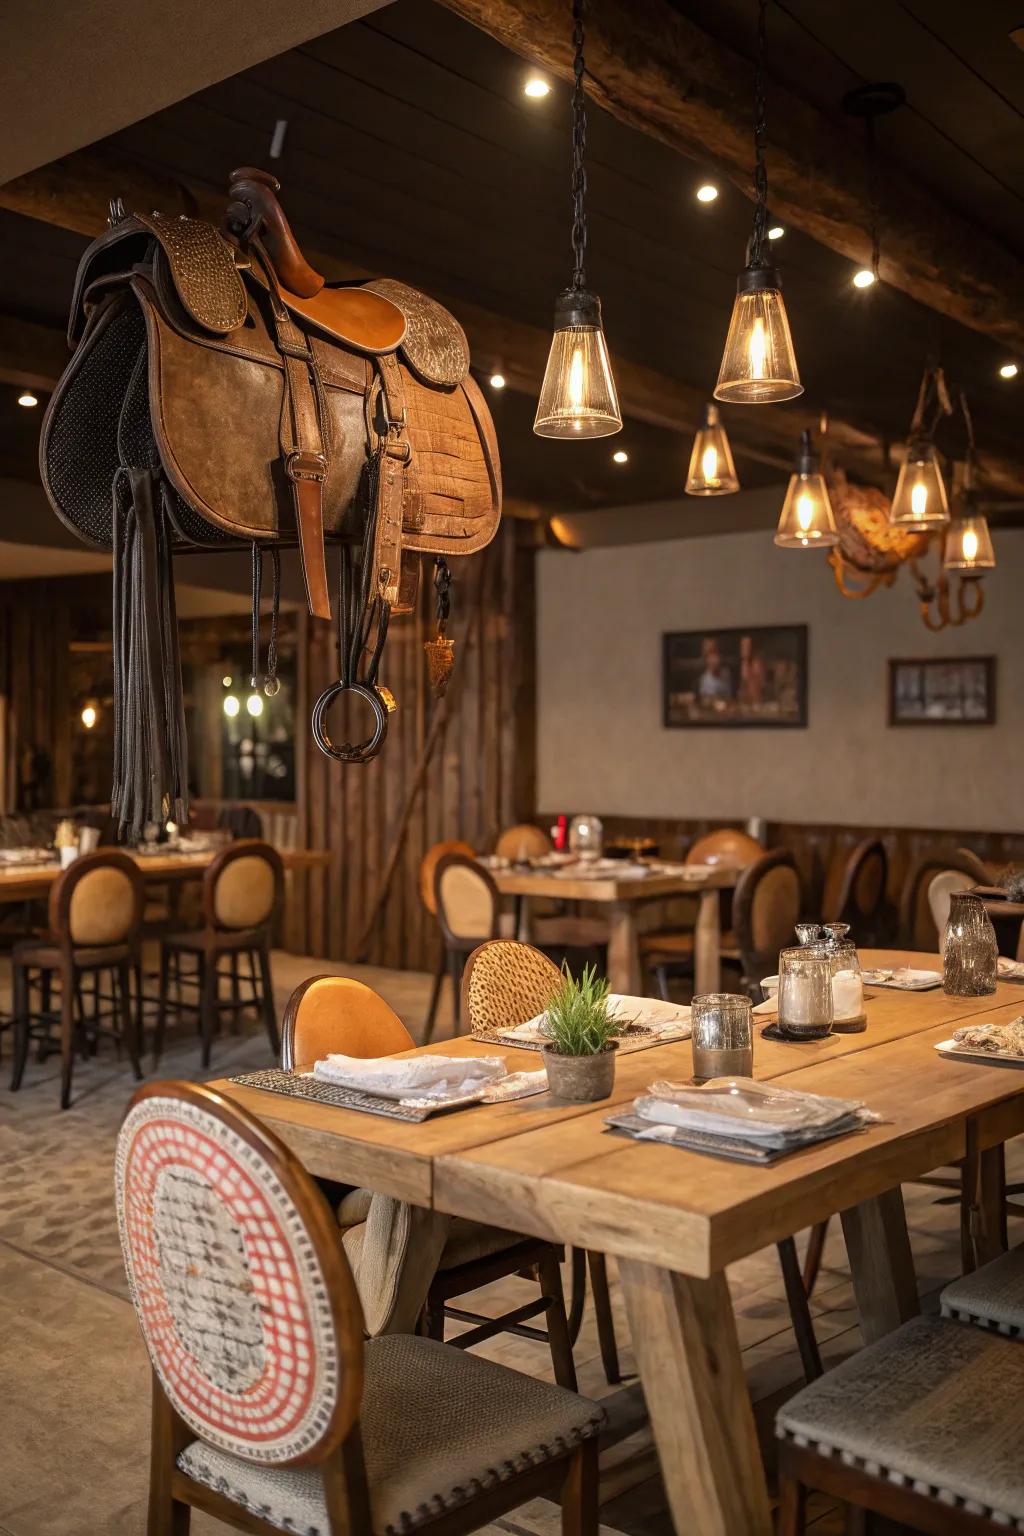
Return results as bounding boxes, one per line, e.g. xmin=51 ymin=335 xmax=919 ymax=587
xmin=470 ymin=991 xmax=692 ymax=1052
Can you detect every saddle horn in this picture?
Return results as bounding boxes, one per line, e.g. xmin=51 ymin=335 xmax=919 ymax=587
xmin=226 ymin=167 xmax=324 ymax=299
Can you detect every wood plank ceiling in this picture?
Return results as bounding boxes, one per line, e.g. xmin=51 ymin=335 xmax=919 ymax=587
xmin=0 ymin=0 xmax=1020 ymax=517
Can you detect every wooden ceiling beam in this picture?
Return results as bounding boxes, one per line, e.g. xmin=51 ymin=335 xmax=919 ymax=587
xmin=2 ymin=147 xmax=1018 ymax=497
xmin=440 ymin=0 xmax=1024 ymax=356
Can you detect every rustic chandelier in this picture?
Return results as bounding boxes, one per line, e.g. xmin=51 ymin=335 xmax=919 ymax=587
xmin=715 ymin=0 xmax=802 ymax=404
xmin=534 ymin=0 xmax=622 ymax=438
xmin=685 ymin=403 xmax=739 ymax=495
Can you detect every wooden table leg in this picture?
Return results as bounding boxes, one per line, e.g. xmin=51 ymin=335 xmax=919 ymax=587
xmin=694 ymin=887 xmax=722 ymax=995
xmin=840 ymin=1187 xmax=919 ymax=1344
xmin=607 ymin=903 xmax=640 ymax=993
xmin=618 ymin=1260 xmax=772 ymax=1536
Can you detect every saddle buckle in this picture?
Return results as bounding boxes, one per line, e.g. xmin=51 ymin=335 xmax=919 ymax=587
xmin=285 ymin=449 xmax=328 ymax=483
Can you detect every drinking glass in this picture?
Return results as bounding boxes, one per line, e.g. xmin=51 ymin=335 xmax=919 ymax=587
xmin=823 ymin=922 xmax=865 ymax=1032
xmin=568 ymin=813 xmax=603 ymax=860
xmin=943 ymin=892 xmax=997 ymax=997
xmin=777 ymin=945 xmax=834 ymax=1040
xmin=691 ymin=993 xmax=754 ymax=1083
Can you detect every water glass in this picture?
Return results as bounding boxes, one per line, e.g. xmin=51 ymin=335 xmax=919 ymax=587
xmin=691 ymin=993 xmax=754 ymax=1084
xmin=777 ymin=945 xmax=834 ymax=1040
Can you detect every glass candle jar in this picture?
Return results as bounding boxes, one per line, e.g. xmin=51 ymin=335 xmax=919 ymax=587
xmin=943 ymin=891 xmax=997 ymax=997
xmin=823 ymin=922 xmax=866 ymax=1032
xmin=777 ymin=945 xmax=834 ymax=1040
xmin=568 ymin=813 xmax=603 ymax=860
xmin=691 ymin=993 xmax=754 ymax=1084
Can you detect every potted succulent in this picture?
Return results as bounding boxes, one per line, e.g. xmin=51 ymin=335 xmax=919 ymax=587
xmin=541 ymin=964 xmax=619 ymax=1102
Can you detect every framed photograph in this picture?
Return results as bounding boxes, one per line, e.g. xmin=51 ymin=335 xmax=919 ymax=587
xmin=888 ymin=656 xmax=995 ymax=726
xmin=662 ymin=624 xmax=808 ymax=729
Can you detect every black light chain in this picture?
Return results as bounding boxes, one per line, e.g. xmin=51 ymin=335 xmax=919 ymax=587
xmin=570 ymin=0 xmax=588 ymax=291
xmin=749 ymin=0 xmax=770 ymax=270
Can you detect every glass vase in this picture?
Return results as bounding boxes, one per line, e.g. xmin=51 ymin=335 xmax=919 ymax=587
xmin=942 ymin=891 xmax=997 ymax=997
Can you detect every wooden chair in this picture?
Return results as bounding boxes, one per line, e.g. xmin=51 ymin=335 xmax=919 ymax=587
xmin=640 ymin=826 xmax=764 ymax=999
xmin=462 ymin=939 xmax=624 ymax=1386
xmin=928 ymin=867 xmax=976 ymax=946
xmin=418 ymin=838 xmax=475 ymax=1044
xmin=732 ymin=846 xmax=803 ymax=997
xmin=281 ymin=975 xmax=581 ymax=1392
xmin=117 ymin=1080 xmax=603 ymax=1536
xmin=431 ymin=852 xmax=502 ymax=1035
xmin=153 ymin=839 xmax=282 ymax=1068
xmin=10 ymin=849 xmax=144 ymax=1109
xmin=777 ymin=1315 xmax=1024 ymax=1535
xmin=822 ymin=836 xmax=889 ymax=944
xmin=900 ymin=847 xmax=991 ymax=952
xmin=494 ymin=822 xmax=552 ymax=861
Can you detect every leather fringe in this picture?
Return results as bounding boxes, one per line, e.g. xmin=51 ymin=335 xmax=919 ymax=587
xmin=111 ymin=468 xmax=189 ymax=840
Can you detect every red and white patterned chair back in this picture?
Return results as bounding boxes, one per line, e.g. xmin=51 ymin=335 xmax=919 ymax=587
xmin=116 ymin=1082 xmax=363 ymax=1465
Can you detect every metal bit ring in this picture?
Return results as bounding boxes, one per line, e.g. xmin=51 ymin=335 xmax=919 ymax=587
xmin=311 ymin=681 xmax=388 ymax=764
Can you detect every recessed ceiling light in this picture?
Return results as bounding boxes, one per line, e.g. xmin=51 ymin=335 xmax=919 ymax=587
xmin=612 ymin=449 xmax=628 ymax=464
xmin=524 ymin=76 xmax=550 ymax=98
xmin=489 ymin=372 xmax=506 ymax=390
xmin=696 ymin=184 xmax=718 ymax=204
xmin=768 ymin=225 xmax=784 ymax=241
xmin=852 ymin=268 xmax=876 ymax=289
xmin=998 ymin=362 xmax=1018 ymax=379
xmin=17 ymin=391 xmax=38 ymax=408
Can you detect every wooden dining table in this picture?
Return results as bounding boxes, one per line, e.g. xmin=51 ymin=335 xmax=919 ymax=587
xmin=0 ymin=844 xmax=329 ymax=904
xmin=489 ymin=863 xmax=739 ymax=994
xmin=214 ymin=949 xmax=1024 ymax=1536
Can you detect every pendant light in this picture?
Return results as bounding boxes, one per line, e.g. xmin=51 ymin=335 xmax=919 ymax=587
xmin=890 ymin=365 xmax=952 ymax=528
xmin=715 ymin=0 xmax=802 ymax=404
xmin=685 ymin=403 xmax=739 ymax=495
xmin=943 ymin=407 xmax=995 ymax=573
xmin=534 ymin=0 xmax=621 ymax=438
xmin=775 ymin=429 xmax=838 ymax=548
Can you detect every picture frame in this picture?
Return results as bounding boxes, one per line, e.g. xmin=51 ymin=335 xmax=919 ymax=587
xmin=888 ymin=656 xmax=996 ymax=726
xmin=662 ymin=624 xmax=808 ymax=730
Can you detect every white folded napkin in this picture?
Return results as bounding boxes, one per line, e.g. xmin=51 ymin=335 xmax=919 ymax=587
xmin=634 ymin=1077 xmax=869 ymax=1140
xmin=506 ymin=994 xmax=691 ymax=1043
xmin=313 ymin=1053 xmax=507 ymax=1101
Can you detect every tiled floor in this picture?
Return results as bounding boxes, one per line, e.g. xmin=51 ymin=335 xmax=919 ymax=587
xmin=0 ymin=947 xmax=1011 ymax=1535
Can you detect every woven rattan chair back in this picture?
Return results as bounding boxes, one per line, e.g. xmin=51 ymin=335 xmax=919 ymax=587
xmin=462 ymin=940 xmax=562 ymax=1034
xmin=686 ymin=827 xmax=764 ymax=868
xmin=49 ymin=849 xmax=144 ymax=950
xmin=116 ymin=1081 xmax=364 ymax=1467
xmin=281 ymin=976 xmax=414 ymax=1069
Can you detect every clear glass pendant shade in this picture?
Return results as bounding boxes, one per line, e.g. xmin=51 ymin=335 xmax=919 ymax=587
xmin=775 ymin=430 xmax=838 ymax=548
xmin=534 ymin=289 xmax=622 ymax=439
xmin=890 ymin=440 xmax=949 ymax=527
xmin=943 ymin=515 xmax=995 ymax=571
xmin=686 ymin=404 xmax=739 ymax=495
xmin=715 ymin=269 xmax=803 ymax=405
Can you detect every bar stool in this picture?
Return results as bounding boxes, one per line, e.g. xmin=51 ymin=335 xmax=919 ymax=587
xmin=10 ymin=849 xmax=144 ymax=1109
xmin=153 ymin=839 xmax=282 ymax=1067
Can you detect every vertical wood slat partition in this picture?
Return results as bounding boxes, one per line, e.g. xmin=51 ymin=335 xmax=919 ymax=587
xmin=296 ymin=523 xmax=535 ymax=971
xmin=0 ymin=579 xmax=76 ymax=813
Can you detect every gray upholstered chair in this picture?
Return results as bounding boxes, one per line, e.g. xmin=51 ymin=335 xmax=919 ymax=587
xmin=942 ymin=1244 xmax=1024 ymax=1337
xmin=777 ymin=1315 xmax=1024 ymax=1534
xmin=116 ymin=1081 xmax=604 ymax=1536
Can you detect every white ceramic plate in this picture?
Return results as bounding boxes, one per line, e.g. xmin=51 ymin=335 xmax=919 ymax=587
xmin=934 ymin=1037 xmax=1024 ymax=1069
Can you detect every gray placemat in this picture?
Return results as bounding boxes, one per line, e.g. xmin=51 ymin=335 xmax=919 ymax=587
xmin=229 ymin=1068 xmax=482 ymax=1122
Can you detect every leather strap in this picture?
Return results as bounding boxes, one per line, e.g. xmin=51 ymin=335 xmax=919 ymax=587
xmin=253 ymin=242 xmax=332 ymax=620
xmin=373 ymin=353 xmax=410 ymax=608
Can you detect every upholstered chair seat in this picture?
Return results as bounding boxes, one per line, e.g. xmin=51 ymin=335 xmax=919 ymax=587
xmin=178 ymin=1333 xmax=603 ymax=1536
xmin=941 ymin=1245 xmax=1024 ymax=1336
xmin=777 ymin=1316 xmax=1024 ymax=1531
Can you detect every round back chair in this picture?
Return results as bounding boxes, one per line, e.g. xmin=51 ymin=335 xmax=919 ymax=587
xmin=928 ymin=869 xmax=975 ymax=949
xmin=494 ymin=823 xmax=551 ymax=862
xmin=734 ymin=849 xmax=803 ymax=990
xmin=433 ymin=853 xmax=500 ymax=946
xmin=462 ymin=940 xmax=562 ymax=1034
xmin=204 ymin=839 xmax=284 ymax=932
xmin=50 ymin=848 xmax=145 ymax=950
xmin=417 ymin=839 xmax=475 ymax=916
xmin=116 ymin=1081 xmax=363 ymax=1468
xmin=686 ymin=827 xmax=764 ymax=869
xmin=823 ymin=837 xmax=888 ymax=942
xmin=281 ymin=976 xmax=414 ymax=1069
xmin=900 ymin=849 xmax=986 ymax=953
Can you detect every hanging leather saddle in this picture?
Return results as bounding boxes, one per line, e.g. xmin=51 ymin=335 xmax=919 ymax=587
xmin=41 ymin=168 xmax=501 ymax=836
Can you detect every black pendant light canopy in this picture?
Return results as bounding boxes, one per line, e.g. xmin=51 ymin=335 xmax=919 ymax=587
xmin=715 ymin=0 xmax=802 ymax=405
xmin=534 ymin=0 xmax=622 ymax=438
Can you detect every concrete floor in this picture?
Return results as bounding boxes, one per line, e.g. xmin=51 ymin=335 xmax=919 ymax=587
xmin=0 ymin=948 xmax=1008 ymax=1535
